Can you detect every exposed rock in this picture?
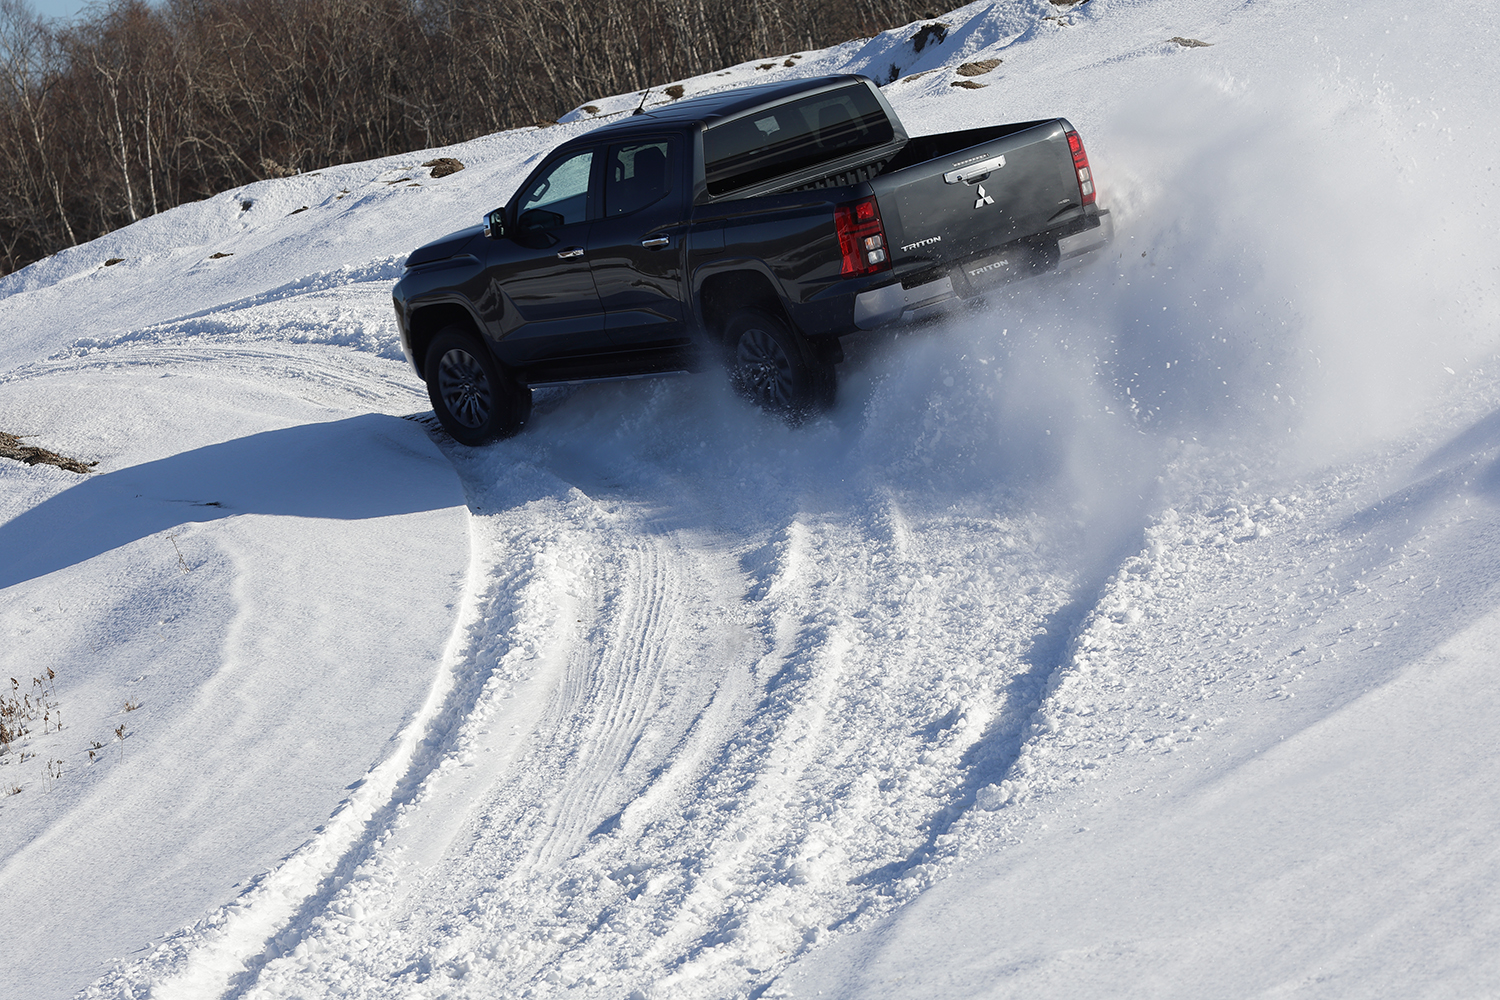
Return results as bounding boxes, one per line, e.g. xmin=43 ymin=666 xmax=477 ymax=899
xmin=422 ymin=157 xmax=465 ymax=178
xmin=912 ymin=22 xmax=949 ymax=52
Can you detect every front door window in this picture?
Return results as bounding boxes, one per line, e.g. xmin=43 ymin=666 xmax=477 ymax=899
xmin=516 ymin=150 xmax=595 ymax=233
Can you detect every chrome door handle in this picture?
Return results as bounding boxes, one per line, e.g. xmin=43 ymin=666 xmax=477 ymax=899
xmin=557 ymin=247 xmax=584 ymax=259
xmin=943 ymin=154 xmax=1006 ymax=184
xmin=640 ymin=235 xmax=671 ymax=249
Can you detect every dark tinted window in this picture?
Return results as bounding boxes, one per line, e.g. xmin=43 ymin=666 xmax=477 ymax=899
xmin=605 ymin=139 xmax=674 ymax=216
xmin=703 ymin=83 xmax=893 ymax=196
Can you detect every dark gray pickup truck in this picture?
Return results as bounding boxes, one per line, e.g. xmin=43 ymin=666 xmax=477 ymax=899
xmin=393 ymin=74 xmax=1112 ymax=443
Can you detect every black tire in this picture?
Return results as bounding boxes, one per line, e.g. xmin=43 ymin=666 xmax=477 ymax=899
xmin=424 ymin=326 xmax=531 ymax=445
xmin=724 ymin=309 xmax=835 ymax=421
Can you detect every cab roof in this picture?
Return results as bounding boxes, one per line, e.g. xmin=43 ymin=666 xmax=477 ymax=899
xmin=586 ymin=75 xmax=881 ymax=138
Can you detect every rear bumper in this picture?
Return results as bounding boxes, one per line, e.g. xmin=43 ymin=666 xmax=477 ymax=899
xmin=1058 ymin=207 xmax=1114 ymax=260
xmin=853 ymin=209 xmax=1113 ymax=330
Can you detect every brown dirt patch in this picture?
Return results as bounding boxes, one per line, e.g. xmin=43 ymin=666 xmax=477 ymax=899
xmin=0 ymin=431 xmax=96 ymax=474
xmin=956 ymin=59 xmax=1002 ymax=77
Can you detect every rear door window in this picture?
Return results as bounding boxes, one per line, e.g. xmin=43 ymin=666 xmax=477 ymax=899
xmin=703 ymin=83 xmax=893 ymax=196
xmin=605 ymin=139 xmax=676 ymax=217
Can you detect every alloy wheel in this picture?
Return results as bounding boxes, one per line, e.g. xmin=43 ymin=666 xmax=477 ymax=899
xmin=436 ymin=348 xmax=493 ymax=428
xmin=735 ymin=327 xmax=795 ymax=409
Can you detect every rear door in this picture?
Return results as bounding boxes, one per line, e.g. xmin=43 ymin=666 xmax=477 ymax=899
xmin=481 ymin=148 xmax=609 ymax=368
xmin=587 ymin=136 xmax=688 ymax=353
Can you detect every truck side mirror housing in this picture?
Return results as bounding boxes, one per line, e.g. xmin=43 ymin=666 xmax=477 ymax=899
xmin=482 ymin=206 xmax=507 ymax=239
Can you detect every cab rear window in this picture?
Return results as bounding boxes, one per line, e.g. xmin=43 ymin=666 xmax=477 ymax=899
xmin=703 ymin=83 xmax=893 ymax=197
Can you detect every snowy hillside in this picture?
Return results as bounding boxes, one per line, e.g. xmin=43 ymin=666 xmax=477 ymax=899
xmin=2 ymin=1 xmax=1498 ymax=998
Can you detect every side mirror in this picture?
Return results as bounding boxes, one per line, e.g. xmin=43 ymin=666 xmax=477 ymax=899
xmin=517 ymin=207 xmax=564 ymax=233
xmin=482 ymin=206 xmax=507 ymax=239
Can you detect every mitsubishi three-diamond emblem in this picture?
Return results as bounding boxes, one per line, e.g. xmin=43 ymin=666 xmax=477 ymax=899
xmin=974 ymin=185 xmax=995 ymax=209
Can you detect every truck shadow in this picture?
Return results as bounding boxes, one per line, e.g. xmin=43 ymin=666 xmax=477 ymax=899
xmin=0 ymin=413 xmax=462 ymax=590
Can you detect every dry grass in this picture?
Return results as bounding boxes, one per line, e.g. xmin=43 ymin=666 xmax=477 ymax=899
xmin=0 ymin=431 xmax=96 ymax=474
xmin=1 ymin=670 xmax=61 ymax=756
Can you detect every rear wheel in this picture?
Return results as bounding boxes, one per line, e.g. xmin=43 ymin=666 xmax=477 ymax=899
xmin=725 ymin=309 xmax=835 ymax=421
xmin=424 ymin=326 xmax=531 ymax=445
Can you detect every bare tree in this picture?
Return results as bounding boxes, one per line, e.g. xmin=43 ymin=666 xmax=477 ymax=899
xmin=0 ymin=0 xmax=76 ymax=266
xmin=0 ymin=0 xmax=945 ymax=275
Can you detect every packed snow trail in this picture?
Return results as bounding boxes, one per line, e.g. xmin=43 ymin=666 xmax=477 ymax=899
xmin=88 ymin=359 xmax=1137 ymax=998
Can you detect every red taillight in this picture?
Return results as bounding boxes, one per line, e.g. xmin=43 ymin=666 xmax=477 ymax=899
xmin=1065 ymin=129 xmax=1096 ymax=207
xmin=834 ymin=197 xmax=891 ymax=277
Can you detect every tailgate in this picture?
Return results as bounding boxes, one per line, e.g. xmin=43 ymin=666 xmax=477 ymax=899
xmin=871 ymin=120 xmax=1082 ymax=275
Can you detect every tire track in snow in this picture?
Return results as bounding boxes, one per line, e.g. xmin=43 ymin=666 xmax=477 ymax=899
xmin=91 ymin=409 xmax=1163 ymax=1000
xmin=0 ymin=342 xmax=422 ymax=407
xmin=226 ymin=458 xmax=762 ymax=998
xmin=80 ymin=505 xmax=500 ymax=1000
xmin=77 ymin=449 xmax=606 ymax=1000
xmin=528 ymin=535 xmax=687 ymax=868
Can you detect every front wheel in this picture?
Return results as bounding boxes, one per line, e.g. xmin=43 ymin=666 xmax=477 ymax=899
xmin=724 ymin=309 xmax=835 ymax=422
xmin=424 ymin=327 xmax=531 ymax=445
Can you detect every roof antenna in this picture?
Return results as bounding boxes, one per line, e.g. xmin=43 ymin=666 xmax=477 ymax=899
xmin=632 ymin=88 xmax=651 ymax=116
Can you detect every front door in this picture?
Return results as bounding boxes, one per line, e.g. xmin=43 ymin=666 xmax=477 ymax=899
xmin=588 ymin=137 xmax=688 ymax=354
xmin=481 ymin=149 xmax=609 ymax=371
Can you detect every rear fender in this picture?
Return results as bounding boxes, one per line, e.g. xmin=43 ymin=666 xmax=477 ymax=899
xmin=695 ymin=262 xmax=792 ymax=342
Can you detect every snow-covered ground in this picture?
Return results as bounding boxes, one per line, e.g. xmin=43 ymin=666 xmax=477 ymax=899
xmin=2 ymin=1 xmax=1497 ymax=997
